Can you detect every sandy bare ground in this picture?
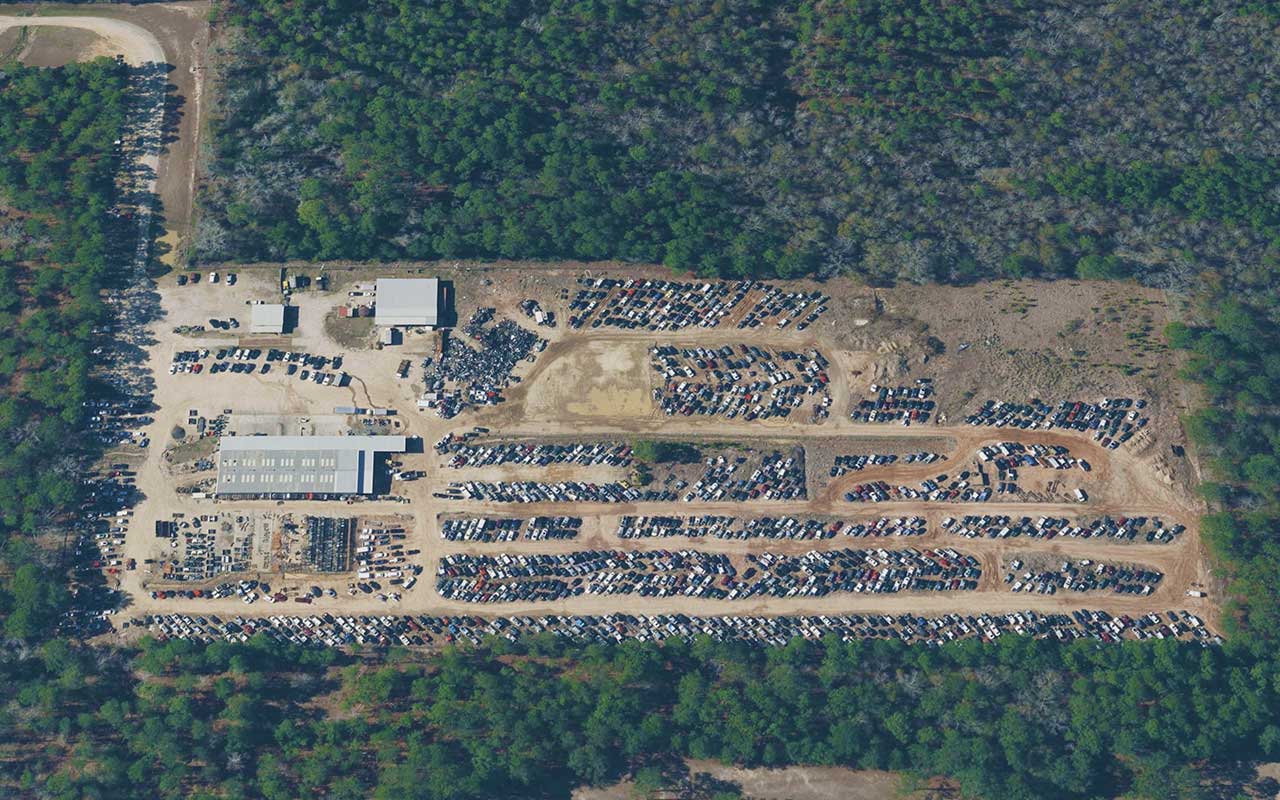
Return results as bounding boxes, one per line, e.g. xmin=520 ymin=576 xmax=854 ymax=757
xmin=0 ymin=14 xmax=164 ymax=63
xmin=107 ymin=266 xmax=1214 ymax=634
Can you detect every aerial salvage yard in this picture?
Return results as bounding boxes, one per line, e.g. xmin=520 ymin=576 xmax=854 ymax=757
xmin=80 ymin=263 xmax=1216 ymax=649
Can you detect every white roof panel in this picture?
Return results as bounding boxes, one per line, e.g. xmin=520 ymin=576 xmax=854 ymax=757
xmin=216 ymin=436 xmax=407 ymax=496
xmin=375 ymin=278 xmax=438 ymax=326
xmin=250 ymin=303 xmax=286 ymax=334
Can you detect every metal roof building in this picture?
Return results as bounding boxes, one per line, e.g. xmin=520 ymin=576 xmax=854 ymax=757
xmin=215 ymin=435 xmax=407 ymax=496
xmin=375 ymin=278 xmax=439 ymax=327
xmin=250 ymin=303 xmax=286 ymax=334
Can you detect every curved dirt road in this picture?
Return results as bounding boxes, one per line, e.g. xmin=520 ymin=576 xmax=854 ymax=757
xmin=0 ymin=15 xmax=165 ymax=65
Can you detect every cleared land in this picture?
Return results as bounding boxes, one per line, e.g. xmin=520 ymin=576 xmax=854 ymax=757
xmin=104 ymin=264 xmax=1214 ymax=636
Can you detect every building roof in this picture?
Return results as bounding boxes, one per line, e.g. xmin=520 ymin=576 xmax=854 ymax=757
xmin=215 ymin=435 xmax=407 ymax=496
xmin=250 ymin=303 xmax=286 ymax=334
xmin=375 ymin=278 xmax=438 ymax=326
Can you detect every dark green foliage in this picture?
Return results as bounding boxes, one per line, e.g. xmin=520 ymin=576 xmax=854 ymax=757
xmin=0 ymin=60 xmax=128 ymax=627
xmin=200 ymin=0 xmax=802 ymax=275
xmin=790 ymin=0 xmax=1019 ymax=131
xmin=1047 ymin=156 xmax=1280 ymax=233
xmin=199 ymin=0 xmax=1280 ymax=289
xmin=1165 ymin=296 xmax=1280 ymax=646
xmin=632 ymin=439 xmax=701 ymax=464
xmin=1075 ymin=254 xmax=1131 ymax=281
xmin=2 ymin=634 xmax=1277 ymax=799
xmin=1 ymin=562 xmax=69 ymax=641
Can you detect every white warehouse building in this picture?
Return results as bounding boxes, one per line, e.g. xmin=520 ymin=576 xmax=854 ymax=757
xmin=215 ymin=435 xmax=407 ymax=497
xmin=374 ymin=278 xmax=439 ymax=327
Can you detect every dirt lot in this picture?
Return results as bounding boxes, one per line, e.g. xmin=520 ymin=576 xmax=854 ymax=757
xmin=523 ymin=338 xmax=655 ymax=421
xmin=100 ymin=254 xmax=1216 ymax=634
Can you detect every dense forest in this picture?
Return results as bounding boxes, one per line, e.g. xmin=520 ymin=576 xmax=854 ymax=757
xmin=3 ymin=628 xmax=1277 ymax=799
xmin=4 ymin=3 xmax=1280 ymax=799
xmin=197 ymin=0 xmax=1280 ymax=291
xmin=0 ymin=61 xmax=129 ymax=638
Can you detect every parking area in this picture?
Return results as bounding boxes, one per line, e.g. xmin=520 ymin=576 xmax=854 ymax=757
xmin=89 ymin=266 xmax=1214 ymax=649
xmin=436 ymin=545 xmax=981 ymax=604
xmin=649 ymin=344 xmax=833 ymax=422
xmin=1000 ymin=553 xmax=1163 ymax=596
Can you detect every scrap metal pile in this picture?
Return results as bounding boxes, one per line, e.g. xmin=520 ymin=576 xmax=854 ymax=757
xmin=421 ymin=310 xmax=543 ymax=418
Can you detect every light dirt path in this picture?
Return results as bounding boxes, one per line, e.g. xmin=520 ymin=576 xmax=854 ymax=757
xmin=0 ymin=15 xmax=164 ymax=64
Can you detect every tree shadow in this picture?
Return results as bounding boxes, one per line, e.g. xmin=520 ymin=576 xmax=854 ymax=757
xmin=1200 ymin=761 xmax=1277 ymax=800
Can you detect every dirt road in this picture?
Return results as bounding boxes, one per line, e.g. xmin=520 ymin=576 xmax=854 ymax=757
xmin=0 ymin=14 xmax=164 ymax=63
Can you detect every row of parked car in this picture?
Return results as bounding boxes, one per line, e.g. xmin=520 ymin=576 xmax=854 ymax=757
xmin=176 ymin=270 xmax=236 ymax=286
xmin=1004 ymin=558 xmax=1163 ymax=595
xmin=567 ymin=277 xmax=828 ymax=332
xmin=171 ymin=346 xmax=350 ymax=386
xmin=831 ymin=451 xmax=944 ymax=477
xmin=615 ymin=515 xmax=928 ymax=540
xmin=438 ymin=549 xmax=739 ymax=602
xmin=65 ymin=195 xmax=162 ymax=635
xmin=843 ymin=473 xmax=994 ymax=503
xmin=978 ymin=441 xmax=1090 ymax=472
xmin=650 ymin=344 xmax=832 ymax=421
xmin=440 ymin=480 xmax=678 ymax=504
xmin=681 ymin=452 xmax=807 ymax=502
xmin=441 ymin=516 xmax=583 ymax=542
xmin=83 ymin=395 xmax=152 ymax=449
xmin=737 ymin=287 xmax=827 ymax=331
xmin=83 ymin=484 xmax=137 ymax=577
xmin=126 ymin=607 xmax=1218 ymax=649
xmin=942 ymin=514 xmax=1186 ymax=543
xmin=437 ymin=546 xmax=981 ymax=604
xmin=355 ymin=525 xmax=419 ymax=588
xmin=746 ymin=547 xmax=980 ymax=598
xmin=151 ymin=578 xmax=266 ymax=603
xmin=440 ymin=451 xmax=808 ymax=504
xmin=965 ymin=398 xmax=1148 ymax=448
xmin=851 ymin=381 xmax=936 ymax=425
xmin=445 ymin=441 xmax=632 ymax=469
